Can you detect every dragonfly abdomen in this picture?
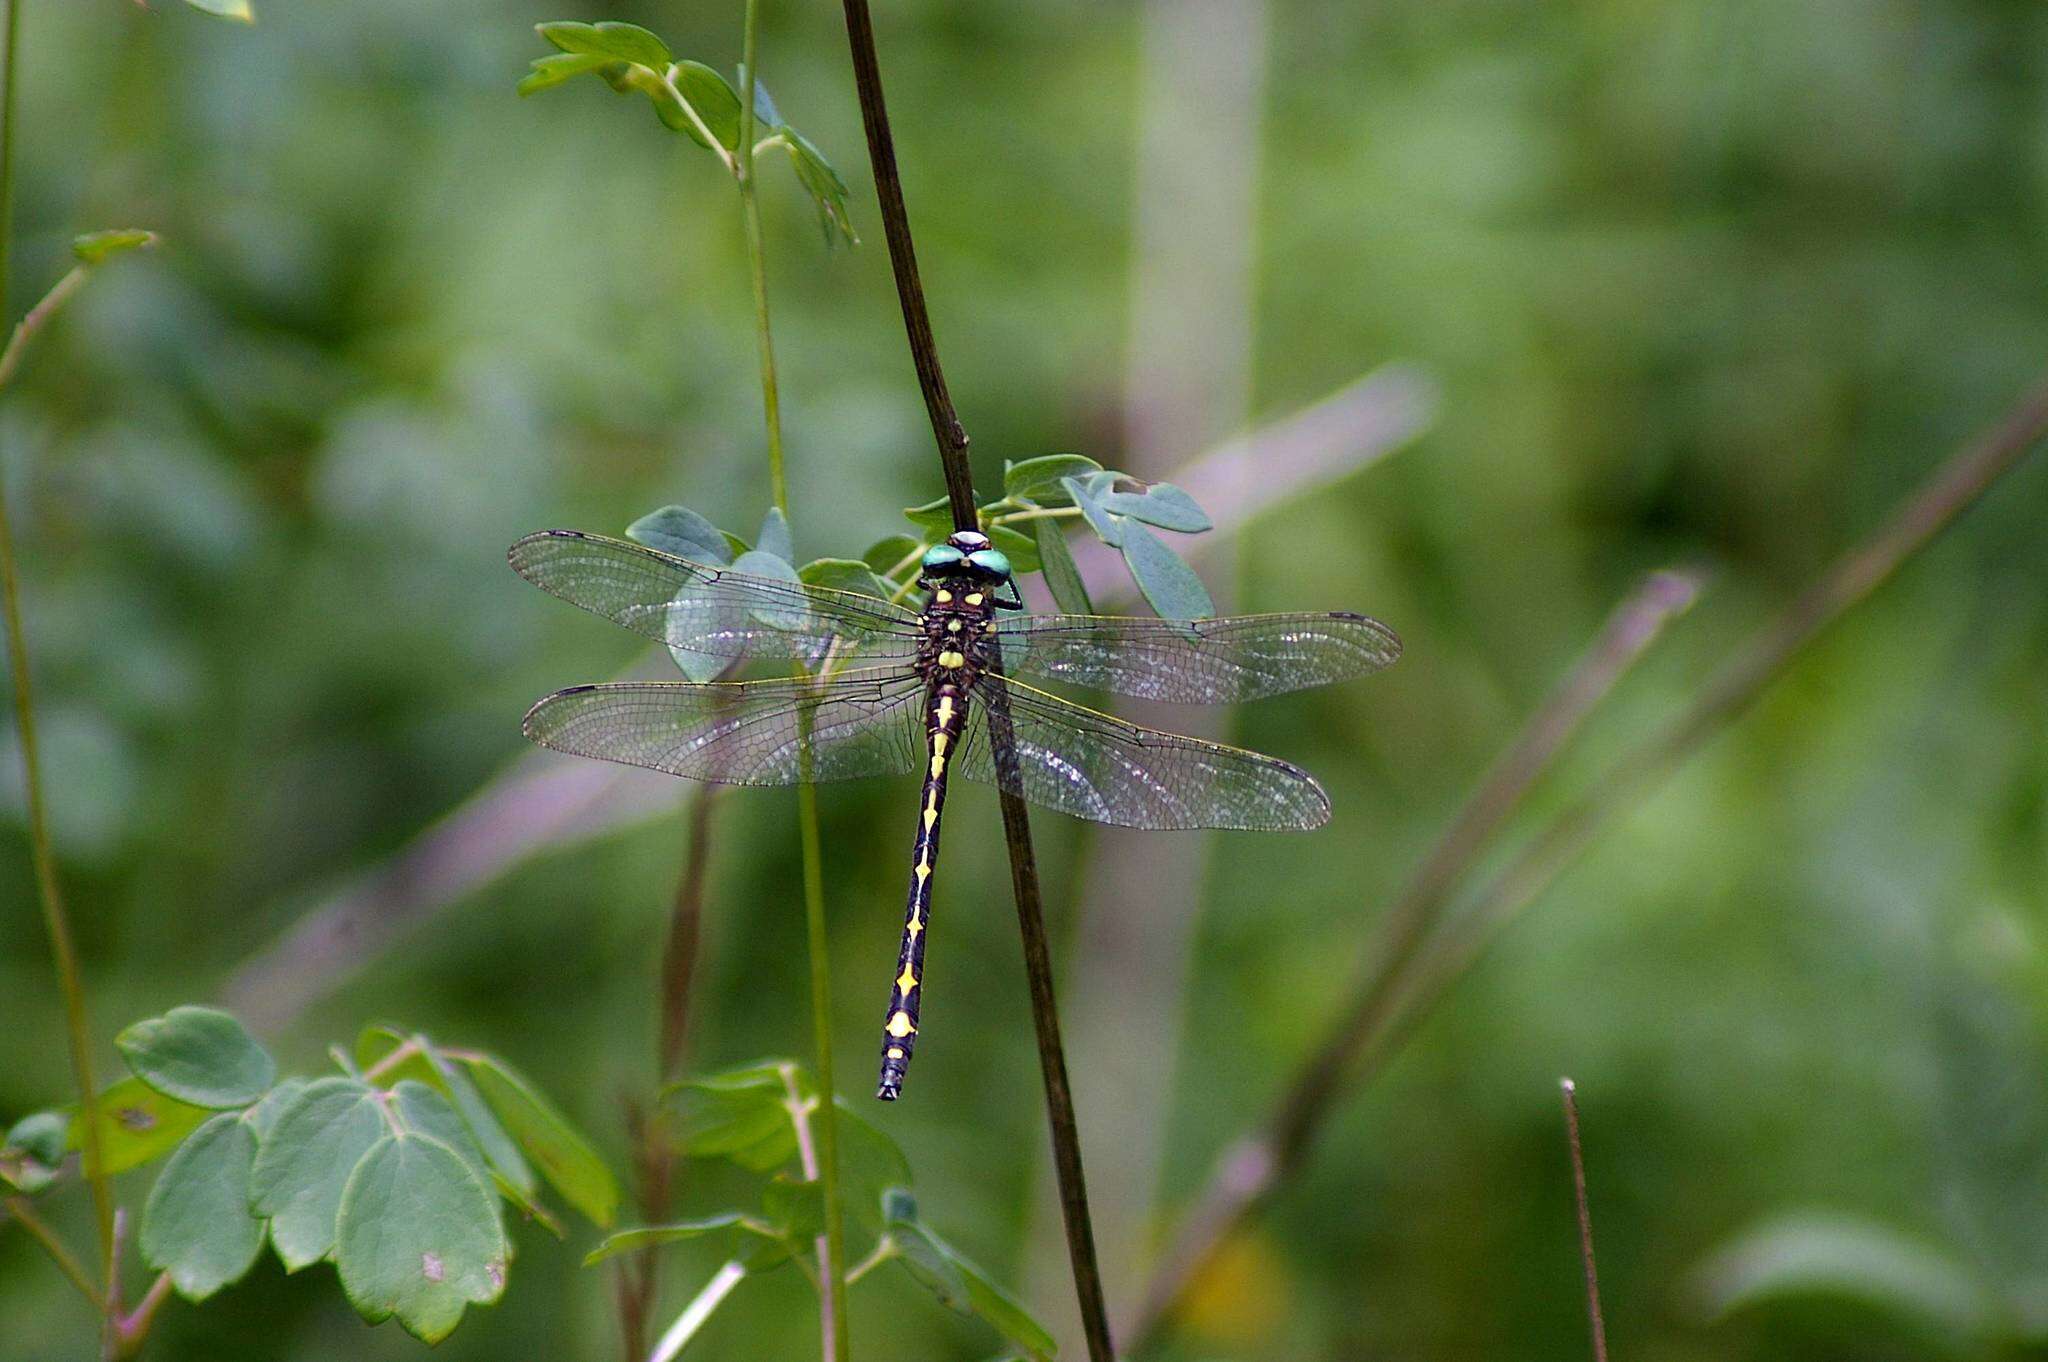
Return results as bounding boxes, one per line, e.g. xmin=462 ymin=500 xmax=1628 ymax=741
xmin=876 ymin=680 xmax=971 ymax=1100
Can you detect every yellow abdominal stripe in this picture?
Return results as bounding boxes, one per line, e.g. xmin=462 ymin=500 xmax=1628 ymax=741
xmin=896 ymin=964 xmax=918 ymax=993
xmin=886 ymin=1010 xmax=916 ymax=1038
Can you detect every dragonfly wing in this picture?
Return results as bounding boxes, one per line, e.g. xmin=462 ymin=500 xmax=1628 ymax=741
xmin=954 ymin=675 xmax=1329 ymax=831
xmin=994 ymin=611 xmax=1399 ymax=703
xmin=523 ymin=668 xmax=927 ymax=785
xmin=510 ymin=530 xmax=924 ymax=667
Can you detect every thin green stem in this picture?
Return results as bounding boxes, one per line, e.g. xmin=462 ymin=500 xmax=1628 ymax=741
xmin=735 ymin=5 xmax=844 ymax=1355
xmin=4 ymin=1196 xmax=103 ymax=1309
xmin=988 ymin=505 xmax=1080 ymax=527
xmin=0 ymin=0 xmax=114 ymax=1296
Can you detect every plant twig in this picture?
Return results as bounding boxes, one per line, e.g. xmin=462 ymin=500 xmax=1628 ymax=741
xmin=0 ymin=0 xmax=114 ymax=1295
xmin=836 ymin=6 xmax=1114 ymax=1357
xmin=1130 ymin=370 xmax=2048 ymax=1348
xmin=737 ymin=0 xmax=786 ymax=512
xmin=3 ymin=1195 xmax=104 ymax=1309
xmin=648 ymin=1259 xmax=746 ymax=1362
xmin=1560 ymin=1079 xmax=1609 ymax=1362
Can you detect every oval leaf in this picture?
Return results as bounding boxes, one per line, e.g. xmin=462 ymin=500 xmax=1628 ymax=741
xmin=67 ymin=1075 xmax=210 ymax=1174
xmin=336 ymin=1133 xmax=508 ymax=1344
xmin=582 ymin=1214 xmax=748 ymax=1266
xmin=754 ymin=506 xmax=795 ymax=565
xmin=537 ymin=20 xmax=671 ymax=68
xmin=672 ymin=61 xmax=743 ymax=151
xmin=628 ymin=505 xmax=732 ymax=566
xmin=1120 ymin=520 xmax=1214 ymax=620
xmin=251 ymin=1077 xmax=387 ymax=1272
xmin=460 ymin=1054 xmax=618 ymax=1227
xmin=885 ymin=1191 xmax=1056 ymax=1361
xmin=1060 ymin=475 xmax=1123 ymax=547
xmin=800 ymin=557 xmax=892 ymax=602
xmin=141 ymin=1113 xmax=265 ymax=1301
xmin=1098 ymin=481 xmax=1212 ymax=534
xmin=116 ymin=1006 xmax=275 ymax=1110
xmin=1004 ymin=454 xmax=1102 ymax=500
xmin=1032 ymin=519 xmax=1094 ymax=614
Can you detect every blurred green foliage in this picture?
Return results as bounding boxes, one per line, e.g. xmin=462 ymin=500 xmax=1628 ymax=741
xmin=4 ymin=0 xmax=2048 ymax=1359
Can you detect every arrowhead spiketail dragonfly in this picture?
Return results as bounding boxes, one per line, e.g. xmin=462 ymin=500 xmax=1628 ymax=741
xmin=510 ymin=527 xmax=1400 ymax=1099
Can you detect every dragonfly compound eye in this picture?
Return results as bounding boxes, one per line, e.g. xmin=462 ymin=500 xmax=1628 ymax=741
xmin=966 ymin=549 xmax=1012 ymax=578
xmin=921 ymin=545 xmax=966 ymax=571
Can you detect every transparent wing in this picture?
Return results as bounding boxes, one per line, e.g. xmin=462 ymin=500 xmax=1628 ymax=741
xmin=953 ymin=675 xmax=1329 ymax=831
xmin=994 ymin=610 xmax=1399 ymax=704
xmin=510 ymin=530 xmax=924 ymax=667
xmin=523 ymin=668 xmax=927 ymax=786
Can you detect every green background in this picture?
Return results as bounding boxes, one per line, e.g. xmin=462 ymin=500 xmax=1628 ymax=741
xmin=4 ymin=0 xmax=2048 ymax=1358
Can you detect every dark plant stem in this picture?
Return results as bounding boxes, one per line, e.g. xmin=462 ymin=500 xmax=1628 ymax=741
xmin=835 ymin=6 xmax=1114 ymax=1357
xmin=1130 ymin=370 xmax=2048 ymax=1349
xmin=1559 ymin=1079 xmax=1610 ymax=1362
xmin=0 ymin=0 xmax=115 ymax=1300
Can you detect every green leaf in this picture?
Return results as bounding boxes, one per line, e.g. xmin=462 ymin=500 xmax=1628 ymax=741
xmin=884 ymin=1190 xmax=1057 ymax=1361
xmin=250 ymin=1077 xmax=386 ymax=1272
xmin=116 ymin=1006 xmax=275 ymax=1110
xmin=782 ymin=129 xmax=858 ymax=247
xmin=1694 ymin=1213 xmax=2002 ymax=1339
xmin=536 ymin=20 xmax=671 ymax=68
xmin=582 ymin=1214 xmax=748 ymax=1266
xmin=1120 ymin=521 xmax=1213 ymax=620
xmin=744 ymin=68 xmax=784 ymax=128
xmin=68 ymin=1075 xmax=211 ymax=1174
xmin=72 ymin=229 xmax=158 ymax=266
xmin=755 ymin=506 xmax=795 ymax=565
xmin=179 ymin=0 xmax=253 ymax=20
xmin=519 ymin=52 xmax=612 ymax=97
xmin=458 ymin=1054 xmax=619 ymax=1228
xmin=903 ymin=497 xmax=957 ymax=539
xmin=2 ymin=1111 xmax=67 ymax=1193
xmin=862 ymin=534 xmax=923 ymax=577
xmin=336 ymin=1133 xmax=508 ymax=1344
xmin=664 ymin=1063 xmax=799 ymax=1172
xmin=1004 ymin=454 xmax=1101 ymax=500
xmin=1098 ymin=482 xmax=1212 ymax=534
xmin=141 ymin=1112 xmax=265 ymax=1301
xmin=1032 ymin=519 xmax=1094 ymax=614
xmin=672 ymin=61 xmax=743 ymax=151
xmin=244 ymin=1078 xmax=307 ymax=1139
xmin=801 ymin=558 xmax=893 ymax=602
xmin=1060 ymin=476 xmax=1123 ymax=548
xmin=835 ymin=1100 xmax=911 ymax=1238
xmin=627 ymin=504 xmax=733 ymax=566
xmin=987 ymin=524 xmax=1041 ymax=575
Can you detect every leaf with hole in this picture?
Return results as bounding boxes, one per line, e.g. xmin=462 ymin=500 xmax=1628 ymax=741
xmin=628 ymin=505 xmax=733 ymax=566
xmin=336 ymin=1133 xmax=508 ymax=1343
xmin=457 ymin=1053 xmax=618 ymax=1227
xmin=67 ymin=1075 xmax=210 ymax=1174
xmin=141 ymin=1112 xmax=265 ymax=1301
xmin=250 ymin=1077 xmax=386 ymax=1272
xmin=1060 ymin=475 xmax=1123 ymax=548
xmin=1004 ymin=454 xmax=1101 ymax=501
xmin=1120 ymin=520 xmax=1214 ymax=620
xmin=116 ymin=1006 xmax=275 ymax=1110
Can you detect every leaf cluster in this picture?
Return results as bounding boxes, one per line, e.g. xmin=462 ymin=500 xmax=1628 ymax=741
xmin=587 ymin=1059 xmax=1056 ymax=1360
xmin=519 ymin=21 xmax=855 ymax=246
xmin=2 ymin=1009 xmax=619 ymax=1345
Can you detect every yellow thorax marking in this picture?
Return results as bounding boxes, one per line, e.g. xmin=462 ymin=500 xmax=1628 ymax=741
xmin=938 ymin=649 xmax=965 ymax=669
xmin=896 ymin=965 xmax=918 ymax=993
xmin=886 ymin=1010 xmax=916 ymax=1038
xmin=965 ymin=592 xmax=983 ymax=606
xmin=947 ymin=619 xmax=962 ymax=633
xmin=935 ymin=589 xmax=952 ymax=603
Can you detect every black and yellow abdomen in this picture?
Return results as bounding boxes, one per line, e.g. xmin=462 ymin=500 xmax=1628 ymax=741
xmin=875 ymin=679 xmax=971 ymax=1100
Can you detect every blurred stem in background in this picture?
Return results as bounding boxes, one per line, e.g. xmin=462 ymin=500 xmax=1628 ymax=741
xmin=1128 ymin=370 xmax=2048 ymax=1352
xmin=0 ymin=0 xmax=117 ymax=1319
xmin=835 ymin=4 xmax=1114 ymax=1358
xmin=624 ymin=5 xmax=849 ymax=1359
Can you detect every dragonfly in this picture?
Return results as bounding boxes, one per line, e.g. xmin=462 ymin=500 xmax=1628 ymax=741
xmin=510 ymin=526 xmax=1400 ymax=1100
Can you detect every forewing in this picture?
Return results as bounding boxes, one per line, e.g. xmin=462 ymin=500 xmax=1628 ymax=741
xmin=954 ymin=675 xmax=1329 ymax=830
xmin=510 ymin=530 xmax=923 ymax=667
xmin=523 ymin=669 xmax=926 ymax=786
xmin=995 ymin=611 xmax=1399 ymax=703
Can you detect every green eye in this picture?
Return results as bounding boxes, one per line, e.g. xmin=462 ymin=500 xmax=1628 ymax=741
xmin=967 ymin=549 xmax=1012 ymax=578
xmin=922 ymin=545 xmax=965 ymax=570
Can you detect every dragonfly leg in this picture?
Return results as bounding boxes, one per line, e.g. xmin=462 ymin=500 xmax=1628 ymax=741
xmin=877 ymin=685 xmax=967 ymax=1099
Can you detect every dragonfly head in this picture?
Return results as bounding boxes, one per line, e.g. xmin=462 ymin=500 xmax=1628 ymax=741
xmin=923 ymin=530 xmax=1012 ymax=583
